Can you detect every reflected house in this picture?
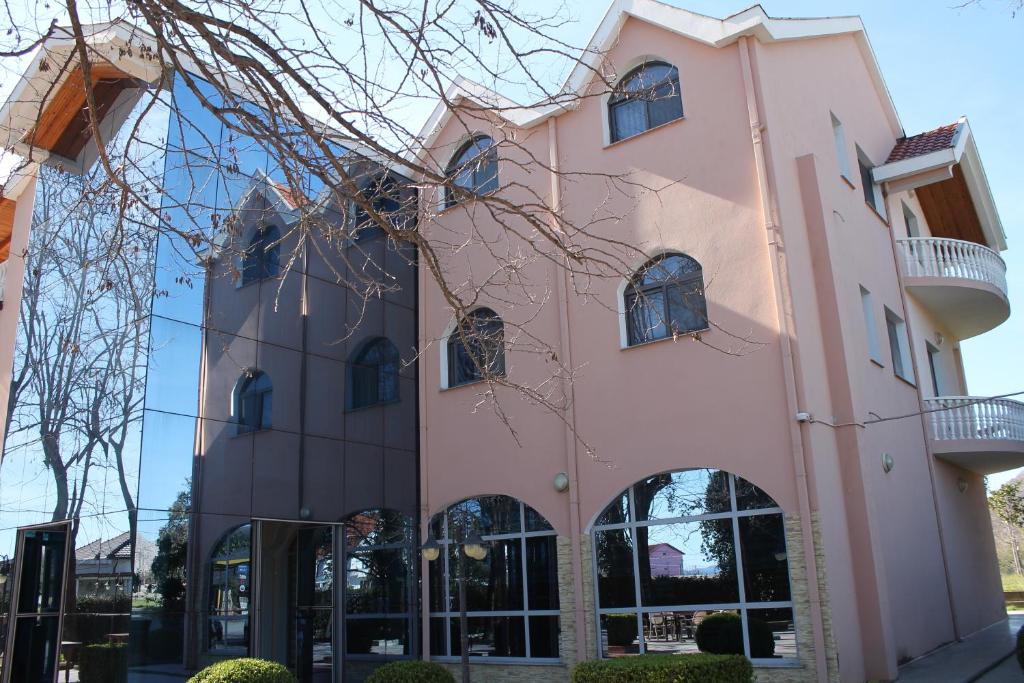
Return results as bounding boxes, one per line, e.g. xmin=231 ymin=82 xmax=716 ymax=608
xmin=647 ymin=543 xmax=683 ymax=578
xmin=75 ymin=533 xmax=157 ymax=599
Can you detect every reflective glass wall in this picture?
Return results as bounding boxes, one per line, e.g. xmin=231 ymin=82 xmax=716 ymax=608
xmin=0 ymin=66 xmax=419 ymax=683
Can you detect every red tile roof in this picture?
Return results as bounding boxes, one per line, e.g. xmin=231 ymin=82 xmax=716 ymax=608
xmin=885 ymin=122 xmax=960 ymax=163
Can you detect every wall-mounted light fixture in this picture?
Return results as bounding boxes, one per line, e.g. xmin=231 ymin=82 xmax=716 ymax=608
xmin=553 ymin=472 xmax=570 ymax=492
xmin=881 ymin=453 xmax=894 ymax=474
xmin=957 ymin=477 xmax=968 ymax=494
xmin=935 ymin=332 xmax=945 ymax=347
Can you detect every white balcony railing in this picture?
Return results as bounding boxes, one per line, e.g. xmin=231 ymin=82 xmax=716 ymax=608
xmin=925 ymin=397 xmax=1024 ymax=443
xmin=0 ymin=260 xmax=6 ymax=305
xmin=898 ymin=237 xmax=1008 ymax=297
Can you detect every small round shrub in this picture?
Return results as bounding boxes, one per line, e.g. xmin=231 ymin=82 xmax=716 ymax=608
xmin=694 ymin=612 xmax=774 ymax=658
xmin=187 ymin=658 xmax=297 ymax=683
xmin=365 ymin=660 xmax=455 ymax=683
xmin=1017 ymin=624 xmax=1024 ymax=670
xmin=604 ymin=615 xmax=637 ymax=646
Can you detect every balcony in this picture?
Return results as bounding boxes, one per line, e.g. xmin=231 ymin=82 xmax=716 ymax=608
xmin=897 ymin=237 xmax=1009 ymax=339
xmin=925 ymin=397 xmax=1024 ymax=474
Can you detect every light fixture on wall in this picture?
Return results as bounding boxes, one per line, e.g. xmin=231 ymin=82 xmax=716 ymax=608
xmin=957 ymin=477 xmax=969 ymax=493
xmin=881 ymin=453 xmax=894 ymax=474
xmin=421 ymin=536 xmax=441 ymax=562
xmin=935 ymin=332 xmax=945 ymax=347
xmin=299 ymin=506 xmax=312 ymax=520
xmin=553 ymin=472 xmax=570 ymax=492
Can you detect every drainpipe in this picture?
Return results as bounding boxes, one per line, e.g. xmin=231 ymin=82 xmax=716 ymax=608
xmin=738 ymin=36 xmax=829 ymax=682
xmin=547 ymin=115 xmax=588 ymax=664
xmin=883 ymin=207 xmax=961 ymax=642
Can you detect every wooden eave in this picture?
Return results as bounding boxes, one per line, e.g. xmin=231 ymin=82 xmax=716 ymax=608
xmin=24 ymin=61 xmax=138 ymax=160
xmin=915 ymin=163 xmax=986 ymax=246
xmin=0 ymin=197 xmax=14 ymax=263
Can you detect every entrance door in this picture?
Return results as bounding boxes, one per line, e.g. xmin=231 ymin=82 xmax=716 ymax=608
xmin=290 ymin=526 xmax=334 ymax=683
xmin=3 ymin=525 xmax=69 ymax=683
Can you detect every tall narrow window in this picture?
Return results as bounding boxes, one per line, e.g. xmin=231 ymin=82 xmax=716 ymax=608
xmin=926 ymin=342 xmax=943 ymax=396
xmin=885 ymin=308 xmax=913 ymax=383
xmin=350 ymin=338 xmax=400 ymax=409
xmin=831 ymin=113 xmax=851 ymax=181
xmin=857 ymin=147 xmax=885 ymax=217
xmin=236 ymin=370 xmax=272 ymax=432
xmin=445 ymin=136 xmax=498 ymax=208
xmin=242 ymin=226 xmax=280 ymax=284
xmin=860 ymin=286 xmax=882 ymax=363
xmin=902 ymin=202 xmax=920 ymax=238
xmin=624 ymin=253 xmax=707 ymax=346
xmin=608 ymin=62 xmax=683 ymax=143
xmin=446 ymin=308 xmax=505 ymax=387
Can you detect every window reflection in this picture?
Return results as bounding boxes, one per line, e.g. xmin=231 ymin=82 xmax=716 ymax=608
xmin=208 ymin=524 xmax=251 ymax=653
xmin=592 ymin=470 xmax=796 ymax=662
xmin=428 ymin=496 xmax=560 ymax=661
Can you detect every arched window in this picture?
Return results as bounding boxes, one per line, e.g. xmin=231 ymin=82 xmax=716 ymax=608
xmin=608 ymin=62 xmax=683 ymax=143
xmin=342 ymin=510 xmax=415 ymax=660
xmin=352 ymin=175 xmax=402 ymax=241
xmin=242 ymin=225 xmax=280 ymax=284
xmin=592 ymin=469 xmax=796 ymax=662
xmin=446 ymin=308 xmax=505 ymax=387
xmin=427 ymin=496 xmax=559 ymax=661
xmin=350 ymin=338 xmax=400 ymax=409
xmin=624 ymin=253 xmax=707 ymax=346
xmin=208 ymin=524 xmax=252 ymax=653
xmin=444 ymin=136 xmax=498 ymax=208
xmin=236 ymin=370 xmax=272 ymax=433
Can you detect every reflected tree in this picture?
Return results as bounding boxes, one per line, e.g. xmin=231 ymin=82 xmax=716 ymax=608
xmin=150 ymin=486 xmax=191 ymax=611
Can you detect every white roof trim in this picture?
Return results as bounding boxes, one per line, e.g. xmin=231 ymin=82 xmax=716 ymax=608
xmin=413 ymin=0 xmax=904 ymax=156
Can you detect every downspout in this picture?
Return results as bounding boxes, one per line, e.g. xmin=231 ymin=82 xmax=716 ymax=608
xmin=883 ymin=206 xmax=961 ymax=641
xmin=548 ymin=115 xmax=588 ymax=664
xmin=738 ymin=36 xmax=829 ymax=682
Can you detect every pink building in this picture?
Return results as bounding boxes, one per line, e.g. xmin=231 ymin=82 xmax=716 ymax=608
xmin=416 ymin=2 xmax=1016 ymax=681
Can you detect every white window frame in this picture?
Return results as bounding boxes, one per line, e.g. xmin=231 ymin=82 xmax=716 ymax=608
xmin=884 ymin=307 xmax=914 ymax=384
xmin=860 ymin=286 xmax=882 ymax=364
xmin=902 ymin=201 xmax=920 ymax=238
xmin=831 ymin=113 xmax=852 ymax=182
xmin=856 ymin=146 xmax=887 ymax=219
xmin=590 ymin=471 xmax=799 ymax=666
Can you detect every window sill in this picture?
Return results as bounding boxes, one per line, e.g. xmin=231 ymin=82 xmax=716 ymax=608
xmin=604 ymin=116 xmax=685 ymax=149
xmin=619 ymin=326 xmax=709 ymax=351
xmin=865 ymin=202 xmax=889 ymax=227
xmin=434 ymin=190 xmax=495 ymax=219
xmin=840 ymin=174 xmax=856 ymax=190
xmin=231 ymin=426 xmax=272 ymax=438
xmin=345 ymin=397 xmax=401 ymax=413
xmin=429 ymin=656 xmax=562 ymax=666
xmin=895 ymin=372 xmax=917 ymax=388
xmin=440 ymin=376 xmax=505 ymax=393
xmin=870 ymin=357 xmax=885 ymax=369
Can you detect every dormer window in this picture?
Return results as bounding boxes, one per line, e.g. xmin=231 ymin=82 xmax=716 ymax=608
xmin=608 ymin=62 xmax=683 ymax=143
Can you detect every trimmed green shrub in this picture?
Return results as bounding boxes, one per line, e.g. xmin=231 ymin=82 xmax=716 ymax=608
xmin=694 ymin=612 xmax=774 ymax=658
xmin=571 ymin=653 xmax=753 ymax=683
xmin=365 ymin=660 xmax=455 ymax=683
xmin=1017 ymin=624 xmax=1024 ymax=670
xmin=79 ymin=643 xmax=128 ymax=683
xmin=187 ymin=658 xmax=297 ymax=683
xmin=603 ymin=615 xmax=637 ymax=646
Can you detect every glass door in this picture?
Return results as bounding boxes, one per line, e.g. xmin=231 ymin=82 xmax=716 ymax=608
xmin=4 ymin=525 xmax=68 ymax=683
xmin=290 ymin=526 xmax=334 ymax=683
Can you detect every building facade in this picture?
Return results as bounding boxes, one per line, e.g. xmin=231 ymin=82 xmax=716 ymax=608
xmin=0 ymin=2 xmax=1018 ymax=683
xmin=414 ymin=2 xmax=1015 ymax=682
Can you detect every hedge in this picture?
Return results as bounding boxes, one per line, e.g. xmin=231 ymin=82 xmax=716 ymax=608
xmin=365 ymin=661 xmax=455 ymax=683
xmin=188 ymin=658 xmax=297 ymax=683
xmin=571 ymin=653 xmax=753 ymax=683
xmin=79 ymin=643 xmax=128 ymax=683
xmin=694 ymin=612 xmax=774 ymax=658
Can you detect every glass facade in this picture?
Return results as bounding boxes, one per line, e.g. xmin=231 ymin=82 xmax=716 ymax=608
xmin=0 ymin=64 xmax=419 ymax=683
xmin=592 ymin=470 xmax=797 ymax=662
